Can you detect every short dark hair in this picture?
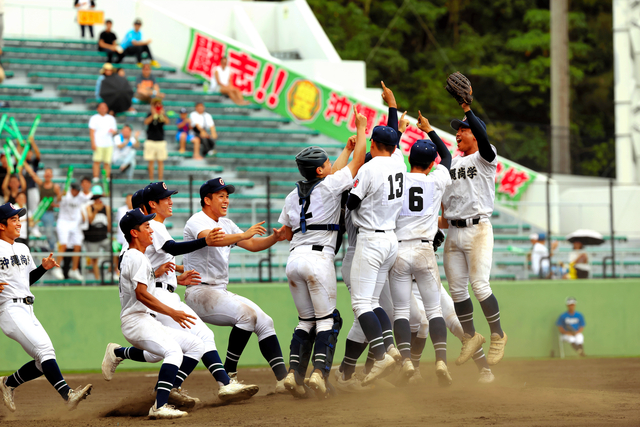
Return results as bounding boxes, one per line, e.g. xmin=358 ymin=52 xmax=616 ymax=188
xmin=372 ymin=139 xmax=395 ymax=155
xmin=106 ymin=19 xmax=112 ymax=24
xmin=81 ymin=176 xmax=92 ymax=183
xmin=200 ymin=193 xmax=213 ymax=207
xmin=122 ymin=124 xmax=132 ymax=130
xmin=195 ymin=102 xmax=204 ymax=107
xmin=124 ymin=224 xmax=141 ymax=243
xmin=45 ymin=167 xmax=53 ymax=173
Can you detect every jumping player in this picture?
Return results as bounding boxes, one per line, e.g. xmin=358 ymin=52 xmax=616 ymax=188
xmin=182 ymin=178 xmax=289 ymax=391
xmin=278 ymin=106 xmax=367 ymax=398
xmin=0 ymin=203 xmax=92 ymax=412
xmin=389 ymin=112 xmax=453 ymax=386
xmin=441 ymin=81 xmax=508 ymax=367
xmin=117 ymin=208 xmax=205 ymax=419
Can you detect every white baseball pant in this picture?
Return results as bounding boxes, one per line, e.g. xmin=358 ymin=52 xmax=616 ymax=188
xmin=443 ymin=219 xmax=494 ymax=303
xmin=349 ymin=230 xmax=398 ymax=318
xmin=560 ymin=333 xmax=584 ymax=345
xmin=286 ymin=246 xmax=337 ymax=333
xmin=185 ymin=285 xmax=276 ymax=341
xmin=56 ymin=219 xmax=84 ymax=247
xmin=121 ymin=313 xmax=205 ymax=367
xmin=0 ymin=301 xmax=56 ymax=370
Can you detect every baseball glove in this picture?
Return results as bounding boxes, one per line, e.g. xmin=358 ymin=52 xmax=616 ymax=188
xmin=433 ymin=229 xmax=445 ymax=252
xmin=445 ymin=72 xmax=473 ymax=105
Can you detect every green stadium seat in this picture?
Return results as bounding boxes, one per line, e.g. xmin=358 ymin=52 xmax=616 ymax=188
xmin=52 ymin=178 xmax=254 ymax=187
xmin=4 ymin=46 xmax=112 ymax=61
xmin=58 ymin=163 xmax=224 ymax=173
xmin=237 ymin=166 xmax=304 ymax=174
xmin=4 ymin=70 xmax=14 ymax=78
xmin=0 ymin=95 xmax=72 ymax=105
xmin=85 ymin=98 xmax=259 ymax=110
xmin=0 ymin=84 xmax=43 ymax=94
xmin=3 ymin=58 xmax=176 ymax=73
xmin=215 ymin=140 xmax=343 ymax=149
xmin=492 ymin=224 xmax=531 ymax=231
xmin=6 ymin=37 xmax=97 ymax=47
xmin=29 ymin=72 xmax=201 ymax=87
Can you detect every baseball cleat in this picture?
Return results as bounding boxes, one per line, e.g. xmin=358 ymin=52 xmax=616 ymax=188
xmin=101 ymin=343 xmax=123 ymax=381
xmin=308 ymin=372 xmax=327 ymax=399
xmin=148 ymin=403 xmax=188 ymax=419
xmin=400 ymin=358 xmax=415 ymax=379
xmin=455 ymin=333 xmax=485 ymax=366
xmin=334 ymin=373 xmax=370 ymax=393
xmin=0 ymin=376 xmax=16 ymax=412
xmin=435 ymin=361 xmax=452 ymax=387
xmin=218 ymin=382 xmax=259 ymax=403
xmin=228 ymin=372 xmax=239 ymax=384
xmin=478 ymin=367 xmax=495 ymax=384
xmin=283 ymin=372 xmax=307 ymax=398
xmin=362 ymin=353 xmax=396 ymax=386
xmin=67 ymin=384 xmax=92 ymax=411
xmin=387 ymin=345 xmax=402 ymax=362
xmin=487 ymin=332 xmax=507 ymax=365
xmin=168 ymin=388 xmax=200 ymax=408
xmin=274 ymin=377 xmax=288 ymax=394
xmin=408 ymin=367 xmax=425 ymax=385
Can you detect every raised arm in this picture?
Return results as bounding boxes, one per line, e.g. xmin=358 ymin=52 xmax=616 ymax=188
xmin=23 ymin=163 xmax=43 ymax=187
xmin=237 ymin=225 xmax=288 ymax=252
xmin=347 ymin=106 xmax=368 ymax=177
xmin=29 ymin=136 xmax=41 ymax=160
xmin=462 ymin=105 xmax=495 ymax=163
xmin=331 ymin=135 xmax=355 ymax=175
xmin=417 ymin=111 xmax=451 ymax=170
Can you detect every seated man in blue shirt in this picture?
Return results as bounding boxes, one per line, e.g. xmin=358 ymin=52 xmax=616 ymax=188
xmin=556 ymin=297 xmax=586 ymax=356
xmin=115 ymin=18 xmax=160 ymax=68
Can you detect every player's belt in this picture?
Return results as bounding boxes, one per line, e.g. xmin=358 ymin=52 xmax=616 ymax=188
xmin=450 ymin=218 xmax=481 ymax=228
xmin=12 ymin=296 xmax=34 ymax=305
xmin=156 ymin=282 xmax=175 ymax=293
xmin=398 ymin=239 xmax=431 ymax=243
xmin=356 ymin=229 xmax=388 ymax=234
xmin=290 ymin=244 xmax=324 ymax=253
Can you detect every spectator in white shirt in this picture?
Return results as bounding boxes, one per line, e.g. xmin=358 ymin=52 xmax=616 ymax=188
xmin=210 ymin=56 xmax=249 ymax=106
xmin=189 ymin=103 xmax=218 ymax=156
xmin=531 ymin=233 xmax=557 ymax=278
xmin=88 ymin=102 xmax=118 ymax=183
xmin=112 ymin=124 xmax=140 ymax=179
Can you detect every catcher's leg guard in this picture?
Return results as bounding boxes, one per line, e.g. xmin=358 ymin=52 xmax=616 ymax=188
xmin=293 ymin=326 xmax=316 ymax=385
xmin=312 ymin=310 xmax=343 ymax=378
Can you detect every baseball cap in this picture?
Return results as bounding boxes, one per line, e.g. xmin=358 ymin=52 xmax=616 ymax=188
xmin=529 ymin=233 xmax=539 ymax=241
xmin=134 ymin=18 xmax=142 ymax=25
xmin=120 ymin=208 xmax=156 ymax=242
xmin=0 ymin=202 xmax=26 ymax=221
xmin=566 ymin=297 xmax=577 ymax=305
xmin=131 ymin=189 xmax=145 ymax=209
xmin=538 ymin=233 xmax=546 ymax=241
xmin=70 ymin=182 xmax=81 ymax=191
xmin=144 ymin=182 xmax=178 ymax=203
xmin=179 ymin=107 xmax=188 ymax=114
xmin=371 ymin=125 xmax=399 ymax=146
xmin=91 ymin=185 xmax=104 ymax=200
xmin=200 ymin=177 xmax=235 ymax=200
xmin=409 ymin=139 xmax=438 ymax=166
xmin=450 ymin=115 xmax=487 ymax=132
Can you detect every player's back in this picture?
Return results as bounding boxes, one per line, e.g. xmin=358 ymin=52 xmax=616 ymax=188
xmin=442 ymin=148 xmax=497 ymax=220
xmin=350 ymin=156 xmax=405 ymax=231
xmin=396 ymin=165 xmax=451 ymax=241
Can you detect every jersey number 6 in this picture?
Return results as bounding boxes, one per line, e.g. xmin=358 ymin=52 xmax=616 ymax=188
xmin=408 ymin=187 xmax=423 ymax=212
xmin=387 ymin=173 xmax=404 ymax=200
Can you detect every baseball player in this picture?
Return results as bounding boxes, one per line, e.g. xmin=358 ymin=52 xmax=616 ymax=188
xmin=441 ymin=73 xmax=507 ymax=367
xmin=116 ymin=208 xmax=205 ymax=419
xmin=346 ymin=86 xmax=408 ymax=386
xmin=0 ymin=203 xmax=92 ymax=412
xmin=182 ymin=178 xmax=289 ymax=390
xmin=50 ymin=182 xmax=85 ymax=281
xmin=388 ymin=111 xmax=453 ymax=386
xmin=278 ymin=106 xmax=367 ymax=398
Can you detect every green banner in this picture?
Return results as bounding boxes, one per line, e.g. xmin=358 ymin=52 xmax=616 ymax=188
xmin=183 ymin=29 xmax=536 ymax=202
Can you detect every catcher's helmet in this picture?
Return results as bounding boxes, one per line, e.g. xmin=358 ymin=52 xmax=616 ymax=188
xmin=295 ymin=146 xmax=329 ymax=180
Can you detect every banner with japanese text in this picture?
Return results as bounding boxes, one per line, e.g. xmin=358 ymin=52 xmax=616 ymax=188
xmin=183 ymin=29 xmax=536 ymax=202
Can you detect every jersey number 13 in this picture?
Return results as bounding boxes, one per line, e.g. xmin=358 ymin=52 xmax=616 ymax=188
xmin=387 ymin=173 xmax=404 ymax=200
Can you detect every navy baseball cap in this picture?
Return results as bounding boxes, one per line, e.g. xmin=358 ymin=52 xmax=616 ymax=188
xmin=409 ymin=139 xmax=438 ymax=166
xmin=200 ymin=177 xmax=235 ymax=199
xmin=119 ymin=208 xmax=156 ymax=241
xmin=0 ymin=202 xmax=25 ymax=220
xmin=131 ymin=189 xmax=145 ymax=209
xmin=371 ymin=125 xmax=399 ymax=146
xmin=450 ymin=115 xmax=486 ymax=132
xmin=70 ymin=182 xmax=81 ymax=191
xmin=144 ymin=181 xmax=178 ymax=203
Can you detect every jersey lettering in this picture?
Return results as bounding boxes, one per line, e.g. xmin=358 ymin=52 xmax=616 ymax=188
xmin=387 ymin=173 xmax=404 ymax=200
xmin=408 ymin=187 xmax=423 ymax=212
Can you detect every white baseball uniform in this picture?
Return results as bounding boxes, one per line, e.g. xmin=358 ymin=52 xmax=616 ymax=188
xmin=119 ymin=248 xmax=204 ymax=367
xmin=182 ymin=212 xmax=276 ymax=341
xmin=349 ymin=150 xmax=405 ymax=318
xmin=389 ymin=165 xmax=451 ymax=323
xmin=279 ymin=166 xmax=353 ymax=333
xmin=145 ymin=219 xmax=219 ymax=354
xmin=0 ymin=240 xmax=56 ymax=371
xmin=442 ymin=146 xmax=497 ymax=303
xmin=56 ymin=192 xmax=85 ymax=246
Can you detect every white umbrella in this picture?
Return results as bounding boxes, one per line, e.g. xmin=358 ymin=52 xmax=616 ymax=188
xmin=566 ymin=229 xmax=604 ymax=246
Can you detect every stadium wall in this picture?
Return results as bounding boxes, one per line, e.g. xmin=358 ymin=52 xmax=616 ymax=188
xmin=1 ymin=280 xmax=638 ymax=372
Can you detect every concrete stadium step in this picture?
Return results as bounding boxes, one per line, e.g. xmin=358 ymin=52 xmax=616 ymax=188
xmin=58 ymin=85 xmax=223 ymax=102
xmin=30 ymin=72 xmax=201 ymax=89
xmin=3 ymin=46 xmax=139 ymax=63
xmin=86 ymin=98 xmax=260 ymax=111
xmin=0 ymin=84 xmax=44 ymax=94
xmin=58 ymin=163 xmax=224 ymax=175
xmin=52 ymin=177 xmax=255 ymax=189
xmin=5 ymin=37 xmax=101 ymax=50
xmin=0 ymin=95 xmax=73 ymax=107
xmin=3 ymin=58 xmax=175 ymax=74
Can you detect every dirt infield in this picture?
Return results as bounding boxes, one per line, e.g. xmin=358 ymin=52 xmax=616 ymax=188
xmin=1 ymin=357 xmax=639 ymax=426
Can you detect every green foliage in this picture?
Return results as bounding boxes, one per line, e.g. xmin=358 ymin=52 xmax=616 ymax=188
xmin=306 ymin=0 xmax=614 ymax=177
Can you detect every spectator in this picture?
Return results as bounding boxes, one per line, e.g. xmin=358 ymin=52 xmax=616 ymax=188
xmin=74 ymin=0 xmax=95 ymax=39
xmin=79 ymin=176 xmax=94 ymax=203
xmin=2 ymin=171 xmax=26 ymax=205
xmin=117 ymin=68 xmax=126 ymax=78
xmin=89 ymin=102 xmax=118 ymax=183
xmin=116 ymin=18 xmax=160 ymax=67
xmin=21 ymin=135 xmax=42 ymax=210
xmin=82 ymin=185 xmax=111 ymax=281
xmin=176 ymin=107 xmax=201 ymax=159
xmin=112 ymin=124 xmax=140 ymax=179
xmin=134 ymin=63 xmax=164 ymax=103
xmin=143 ymin=98 xmax=169 ymax=180
xmin=566 ymin=241 xmax=590 ymax=279
xmin=556 ymin=297 xmax=586 ymax=356
xmin=95 ymin=63 xmax=113 ymax=101
xmin=51 ymin=182 xmax=85 ymax=282
xmin=210 ymin=56 xmax=250 ymax=106
xmin=22 ymin=164 xmax=61 ymax=251
xmin=190 ymin=102 xmax=217 ymax=156
xmin=14 ymin=192 xmax=39 ymax=247
xmin=531 ymin=233 xmax=557 ymax=278
xmin=97 ymin=19 xmax=122 ymax=63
